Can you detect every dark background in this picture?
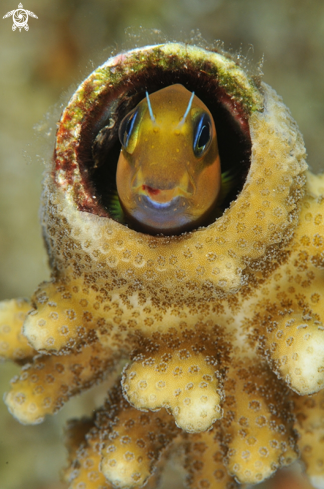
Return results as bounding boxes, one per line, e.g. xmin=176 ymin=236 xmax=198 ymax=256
xmin=0 ymin=1 xmax=323 ymax=488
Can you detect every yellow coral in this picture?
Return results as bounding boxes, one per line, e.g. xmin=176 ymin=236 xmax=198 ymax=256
xmin=221 ymin=360 xmax=298 ymax=483
xmin=63 ymin=417 xmax=111 ymax=489
xmin=5 ymin=341 xmax=116 ymax=424
xmin=1 ymin=42 xmax=324 ymax=489
xmin=251 ymin=182 xmax=324 ymax=396
xmin=185 ymin=426 xmax=239 ymax=489
xmin=122 ymin=330 xmax=226 ymax=433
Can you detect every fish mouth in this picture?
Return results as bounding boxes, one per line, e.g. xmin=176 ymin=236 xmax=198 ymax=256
xmin=134 ymin=183 xmax=191 ymax=206
xmin=140 ymin=194 xmax=181 ymax=211
xmin=130 ymin=193 xmax=190 ymax=233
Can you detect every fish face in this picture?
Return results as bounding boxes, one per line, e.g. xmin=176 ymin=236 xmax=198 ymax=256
xmin=116 ymin=84 xmax=221 ymax=234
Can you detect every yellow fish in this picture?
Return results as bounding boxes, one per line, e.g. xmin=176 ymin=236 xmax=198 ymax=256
xmin=115 ymin=84 xmax=222 ymax=235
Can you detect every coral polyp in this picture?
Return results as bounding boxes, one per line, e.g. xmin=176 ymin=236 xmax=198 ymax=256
xmin=1 ymin=42 xmax=324 ymax=489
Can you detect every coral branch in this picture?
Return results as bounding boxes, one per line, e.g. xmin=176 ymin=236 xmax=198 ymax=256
xmin=252 ymin=193 xmax=324 ymax=395
xmin=122 ymin=329 xmax=227 ymax=433
xmin=63 ymin=417 xmax=112 ymax=489
xmin=185 ymin=424 xmax=239 ymax=489
xmin=5 ymin=342 xmax=118 ymax=424
xmin=97 ymin=386 xmax=180 ymax=488
xmin=221 ymin=360 xmax=298 ymax=484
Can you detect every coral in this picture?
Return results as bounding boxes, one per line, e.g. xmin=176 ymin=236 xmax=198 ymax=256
xmin=5 ymin=341 xmax=116 ymax=424
xmin=1 ymin=42 xmax=324 ymax=489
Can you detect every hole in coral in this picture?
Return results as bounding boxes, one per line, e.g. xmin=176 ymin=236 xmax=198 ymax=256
xmin=77 ymin=62 xmax=252 ymax=235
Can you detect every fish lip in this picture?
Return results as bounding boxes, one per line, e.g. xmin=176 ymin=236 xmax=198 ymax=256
xmin=139 ymin=194 xmax=182 ymax=211
xmin=145 ymin=198 xmax=174 ymax=209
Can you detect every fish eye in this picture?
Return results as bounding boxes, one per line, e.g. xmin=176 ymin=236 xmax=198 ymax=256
xmin=193 ymin=112 xmax=212 ymax=157
xmin=119 ymin=108 xmax=139 ymax=154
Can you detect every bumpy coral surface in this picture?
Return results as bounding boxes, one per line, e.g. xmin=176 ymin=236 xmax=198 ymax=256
xmin=1 ymin=42 xmax=324 ymax=489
